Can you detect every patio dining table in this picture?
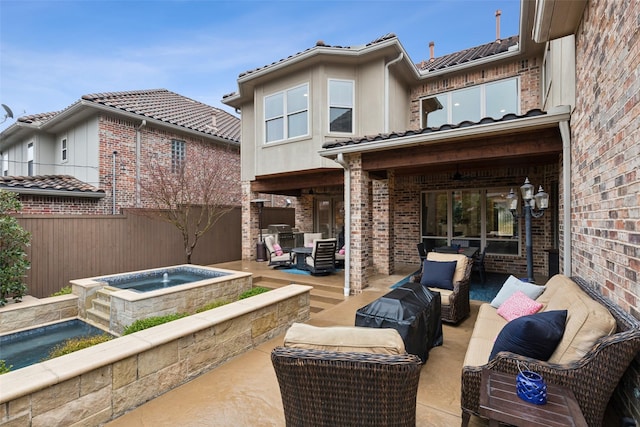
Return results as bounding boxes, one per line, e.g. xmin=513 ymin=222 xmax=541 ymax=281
xmin=435 ymin=246 xmax=478 ymax=258
xmin=291 ymin=247 xmax=312 ymax=270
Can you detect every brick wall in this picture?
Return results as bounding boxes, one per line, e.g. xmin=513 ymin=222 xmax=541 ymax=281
xmin=572 ymin=0 xmax=640 ymax=422
xmin=17 ymin=195 xmax=107 ymax=215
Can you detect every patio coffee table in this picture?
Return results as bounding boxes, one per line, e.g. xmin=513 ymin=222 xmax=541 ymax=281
xmin=291 ymin=247 xmax=312 ymax=270
xmin=479 ymin=369 xmax=587 ymax=426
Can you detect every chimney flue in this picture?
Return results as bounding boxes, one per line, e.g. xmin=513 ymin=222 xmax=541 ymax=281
xmin=495 ymin=9 xmax=501 ymax=42
xmin=429 ymin=41 xmax=435 ymax=61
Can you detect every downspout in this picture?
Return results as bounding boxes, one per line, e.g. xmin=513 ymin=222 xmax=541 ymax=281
xmin=335 ymin=153 xmax=351 ymax=296
xmin=135 ymin=120 xmax=146 ymax=207
xmin=112 ymin=151 xmax=118 ymax=214
xmin=384 ymin=52 xmax=404 ymax=133
xmin=559 ymin=119 xmax=571 ymax=275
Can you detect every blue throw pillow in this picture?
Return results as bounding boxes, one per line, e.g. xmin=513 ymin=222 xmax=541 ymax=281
xmin=489 ymin=310 xmax=567 ymax=361
xmin=419 ymin=260 xmax=457 ymax=290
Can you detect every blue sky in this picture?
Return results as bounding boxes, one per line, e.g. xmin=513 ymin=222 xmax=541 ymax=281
xmin=0 ymin=0 xmax=520 ymax=131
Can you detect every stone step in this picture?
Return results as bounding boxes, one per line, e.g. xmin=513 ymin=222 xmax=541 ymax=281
xmin=86 ymin=308 xmax=110 ymax=330
xmin=91 ymin=298 xmax=111 ymax=315
xmin=255 ymin=279 xmax=343 ymax=314
xmin=253 ymin=276 xmax=344 ymax=296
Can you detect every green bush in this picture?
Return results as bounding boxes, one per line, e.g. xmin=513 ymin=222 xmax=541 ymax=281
xmin=0 ymin=190 xmax=31 ymax=306
xmin=238 ymin=286 xmax=270 ymax=300
xmin=50 ymin=286 xmax=73 ymax=297
xmin=45 ymin=334 xmax=113 ymax=360
xmin=0 ymin=360 xmax=12 ymax=375
xmin=196 ymin=299 xmax=229 ymax=313
xmin=122 ymin=313 xmax=189 ymax=335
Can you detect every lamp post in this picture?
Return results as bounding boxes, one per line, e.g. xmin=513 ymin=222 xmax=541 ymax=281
xmin=508 ymin=177 xmax=549 ymax=283
xmin=251 ymin=198 xmax=269 ymax=262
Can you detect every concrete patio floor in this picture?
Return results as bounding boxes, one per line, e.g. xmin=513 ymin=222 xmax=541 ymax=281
xmin=106 ymin=260 xmax=489 ymax=427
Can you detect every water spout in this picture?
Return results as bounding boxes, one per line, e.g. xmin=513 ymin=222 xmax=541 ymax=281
xmin=162 ymin=272 xmax=169 ymax=283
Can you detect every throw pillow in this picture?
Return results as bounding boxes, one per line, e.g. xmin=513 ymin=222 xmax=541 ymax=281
xmin=272 ymin=243 xmax=284 ymax=256
xmin=420 ymin=260 xmax=457 ymax=290
xmin=490 ymin=275 xmax=546 ymax=308
xmin=339 ymin=246 xmax=345 ymax=255
xmin=490 ymin=310 xmax=567 ymax=361
xmin=497 ymin=291 xmax=543 ymax=321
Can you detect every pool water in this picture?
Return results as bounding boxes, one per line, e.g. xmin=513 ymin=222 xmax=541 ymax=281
xmin=99 ymin=266 xmax=229 ymax=293
xmin=0 ymin=319 xmax=110 ymax=371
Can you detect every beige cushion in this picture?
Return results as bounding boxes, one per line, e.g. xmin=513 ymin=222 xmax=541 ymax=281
xmin=539 ymin=275 xmax=616 ymax=364
xmin=427 ymin=287 xmax=452 ymax=306
xmin=283 ymin=323 xmax=406 ymax=355
xmin=426 ymin=252 xmax=469 ymax=284
xmin=463 ymin=304 xmax=507 ymax=367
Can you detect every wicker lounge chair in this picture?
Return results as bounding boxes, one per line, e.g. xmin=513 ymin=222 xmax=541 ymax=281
xmin=461 ymin=276 xmax=640 ymax=427
xmin=412 ymin=252 xmax=472 ymax=324
xmin=271 ymin=346 xmax=422 ymax=427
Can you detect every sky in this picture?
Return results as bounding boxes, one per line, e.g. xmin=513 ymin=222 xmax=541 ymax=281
xmin=0 ymin=0 xmax=521 ymax=131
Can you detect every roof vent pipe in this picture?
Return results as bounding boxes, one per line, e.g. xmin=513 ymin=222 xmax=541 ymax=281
xmin=429 ymin=41 xmax=435 ymax=61
xmin=495 ymin=9 xmax=502 ymax=42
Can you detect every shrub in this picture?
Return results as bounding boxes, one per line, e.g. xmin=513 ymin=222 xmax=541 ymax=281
xmin=196 ymin=299 xmax=229 ymax=313
xmin=238 ymin=286 xmax=270 ymax=300
xmin=50 ymin=286 xmax=73 ymax=297
xmin=45 ymin=334 xmax=113 ymax=360
xmin=0 ymin=190 xmax=30 ymax=306
xmin=0 ymin=360 xmax=12 ymax=375
xmin=122 ymin=313 xmax=189 ymax=335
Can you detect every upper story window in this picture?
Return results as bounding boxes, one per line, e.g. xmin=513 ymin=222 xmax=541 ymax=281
xmin=329 ymin=79 xmax=354 ymax=133
xmin=264 ymin=83 xmax=309 ymax=143
xmin=421 ymin=77 xmax=519 ymax=128
xmin=171 ymin=139 xmax=185 ymax=173
xmin=61 ymin=138 xmax=68 ymax=162
xmin=2 ymin=153 xmax=8 ymax=176
xmin=27 ymin=142 xmax=34 ymax=176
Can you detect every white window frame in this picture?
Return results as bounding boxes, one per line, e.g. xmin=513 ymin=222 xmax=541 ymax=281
xmin=2 ymin=152 xmax=8 ymax=176
xmin=420 ymin=77 xmax=520 ymax=128
xmin=328 ymin=79 xmax=354 ymax=134
xmin=171 ymin=139 xmax=186 ymax=173
xmin=61 ymin=138 xmax=68 ymax=163
xmin=27 ymin=142 xmax=34 ymax=176
xmin=263 ymin=83 xmax=309 ymax=143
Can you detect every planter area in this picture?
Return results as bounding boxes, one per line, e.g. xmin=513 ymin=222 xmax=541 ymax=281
xmin=0 ymin=284 xmax=311 ymax=426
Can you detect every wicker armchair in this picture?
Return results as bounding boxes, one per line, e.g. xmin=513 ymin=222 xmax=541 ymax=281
xmin=412 ymin=252 xmax=472 ymax=324
xmin=461 ymin=277 xmax=640 ymax=427
xmin=271 ymin=346 xmax=422 ymax=427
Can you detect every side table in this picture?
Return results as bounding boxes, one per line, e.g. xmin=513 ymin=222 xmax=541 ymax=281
xmin=479 ymin=369 xmax=587 ymax=427
xmin=291 ymin=247 xmax=312 ymax=270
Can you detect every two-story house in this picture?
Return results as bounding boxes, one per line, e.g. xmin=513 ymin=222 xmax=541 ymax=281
xmin=0 ymin=89 xmax=242 ymax=214
xmin=223 ymin=3 xmax=577 ymax=295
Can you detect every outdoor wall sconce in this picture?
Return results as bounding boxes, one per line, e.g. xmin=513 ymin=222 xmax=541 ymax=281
xmin=251 ymin=198 xmax=269 ymax=262
xmin=508 ymin=177 xmax=549 ymax=283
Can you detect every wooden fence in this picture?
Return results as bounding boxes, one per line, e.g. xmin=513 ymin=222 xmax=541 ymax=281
xmin=15 ymin=207 xmax=294 ymax=298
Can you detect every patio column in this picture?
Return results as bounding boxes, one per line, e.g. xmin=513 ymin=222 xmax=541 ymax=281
xmin=242 ymin=181 xmax=260 ymax=261
xmin=372 ymin=171 xmax=395 ymax=275
xmin=348 ymin=156 xmax=372 ymax=293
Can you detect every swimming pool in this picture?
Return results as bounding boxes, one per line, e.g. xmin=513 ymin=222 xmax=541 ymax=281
xmin=98 ymin=266 xmax=229 ymax=293
xmin=0 ymin=319 xmax=111 ymax=371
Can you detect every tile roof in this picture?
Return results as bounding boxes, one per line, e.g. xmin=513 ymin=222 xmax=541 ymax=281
xmin=418 ymin=35 xmax=519 ymax=72
xmin=322 ymin=109 xmax=546 ymax=149
xmin=18 ymin=89 xmax=240 ymax=143
xmin=0 ymin=175 xmax=105 ymax=196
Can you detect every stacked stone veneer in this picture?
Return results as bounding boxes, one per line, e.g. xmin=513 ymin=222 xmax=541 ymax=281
xmin=0 ymin=295 xmax=78 ymax=334
xmin=571 ymin=0 xmax=640 ymax=421
xmin=0 ymin=285 xmax=311 ymax=426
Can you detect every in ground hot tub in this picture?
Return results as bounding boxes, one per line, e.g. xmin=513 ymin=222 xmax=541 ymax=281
xmin=71 ymin=264 xmax=253 ymax=334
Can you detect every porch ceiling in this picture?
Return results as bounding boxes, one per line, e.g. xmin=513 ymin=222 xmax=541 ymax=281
xmin=251 ymin=169 xmax=344 ymax=196
xmin=362 ymin=127 xmax=562 ymax=176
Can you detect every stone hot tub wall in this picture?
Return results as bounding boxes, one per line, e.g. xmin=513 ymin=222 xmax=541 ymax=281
xmin=0 ymin=284 xmax=311 ymax=426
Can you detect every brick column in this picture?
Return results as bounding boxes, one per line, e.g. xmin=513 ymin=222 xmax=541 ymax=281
xmin=241 ymin=181 xmax=262 ymax=261
xmin=372 ymin=171 xmax=395 ymax=275
xmin=348 ymin=155 xmax=372 ymax=293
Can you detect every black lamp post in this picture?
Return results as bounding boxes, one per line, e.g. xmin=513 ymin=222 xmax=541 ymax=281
xmin=508 ymin=177 xmax=549 ymax=283
xmin=251 ymin=198 xmax=269 ymax=261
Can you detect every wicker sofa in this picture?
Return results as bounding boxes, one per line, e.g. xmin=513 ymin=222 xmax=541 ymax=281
xmin=461 ymin=275 xmax=640 ymax=427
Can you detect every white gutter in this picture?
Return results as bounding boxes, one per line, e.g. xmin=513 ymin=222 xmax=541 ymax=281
xmin=321 ymin=105 xmax=572 ymax=158
xmin=559 ymin=119 xmax=572 ymax=275
xmin=135 ymin=120 xmax=146 ymax=207
xmin=335 ymin=153 xmax=351 ymax=296
xmin=385 ymin=52 xmax=404 ymax=133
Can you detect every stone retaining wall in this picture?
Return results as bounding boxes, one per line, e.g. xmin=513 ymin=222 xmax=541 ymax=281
xmin=0 ymin=295 xmax=78 ymax=334
xmin=0 ymin=284 xmax=311 ymax=426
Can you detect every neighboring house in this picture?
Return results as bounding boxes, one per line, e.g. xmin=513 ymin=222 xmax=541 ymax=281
xmin=0 ymin=89 xmax=242 ymax=214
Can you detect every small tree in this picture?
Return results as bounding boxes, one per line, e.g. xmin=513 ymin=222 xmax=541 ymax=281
xmin=140 ymin=142 xmax=239 ymax=263
xmin=0 ymin=190 xmax=30 ymax=306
